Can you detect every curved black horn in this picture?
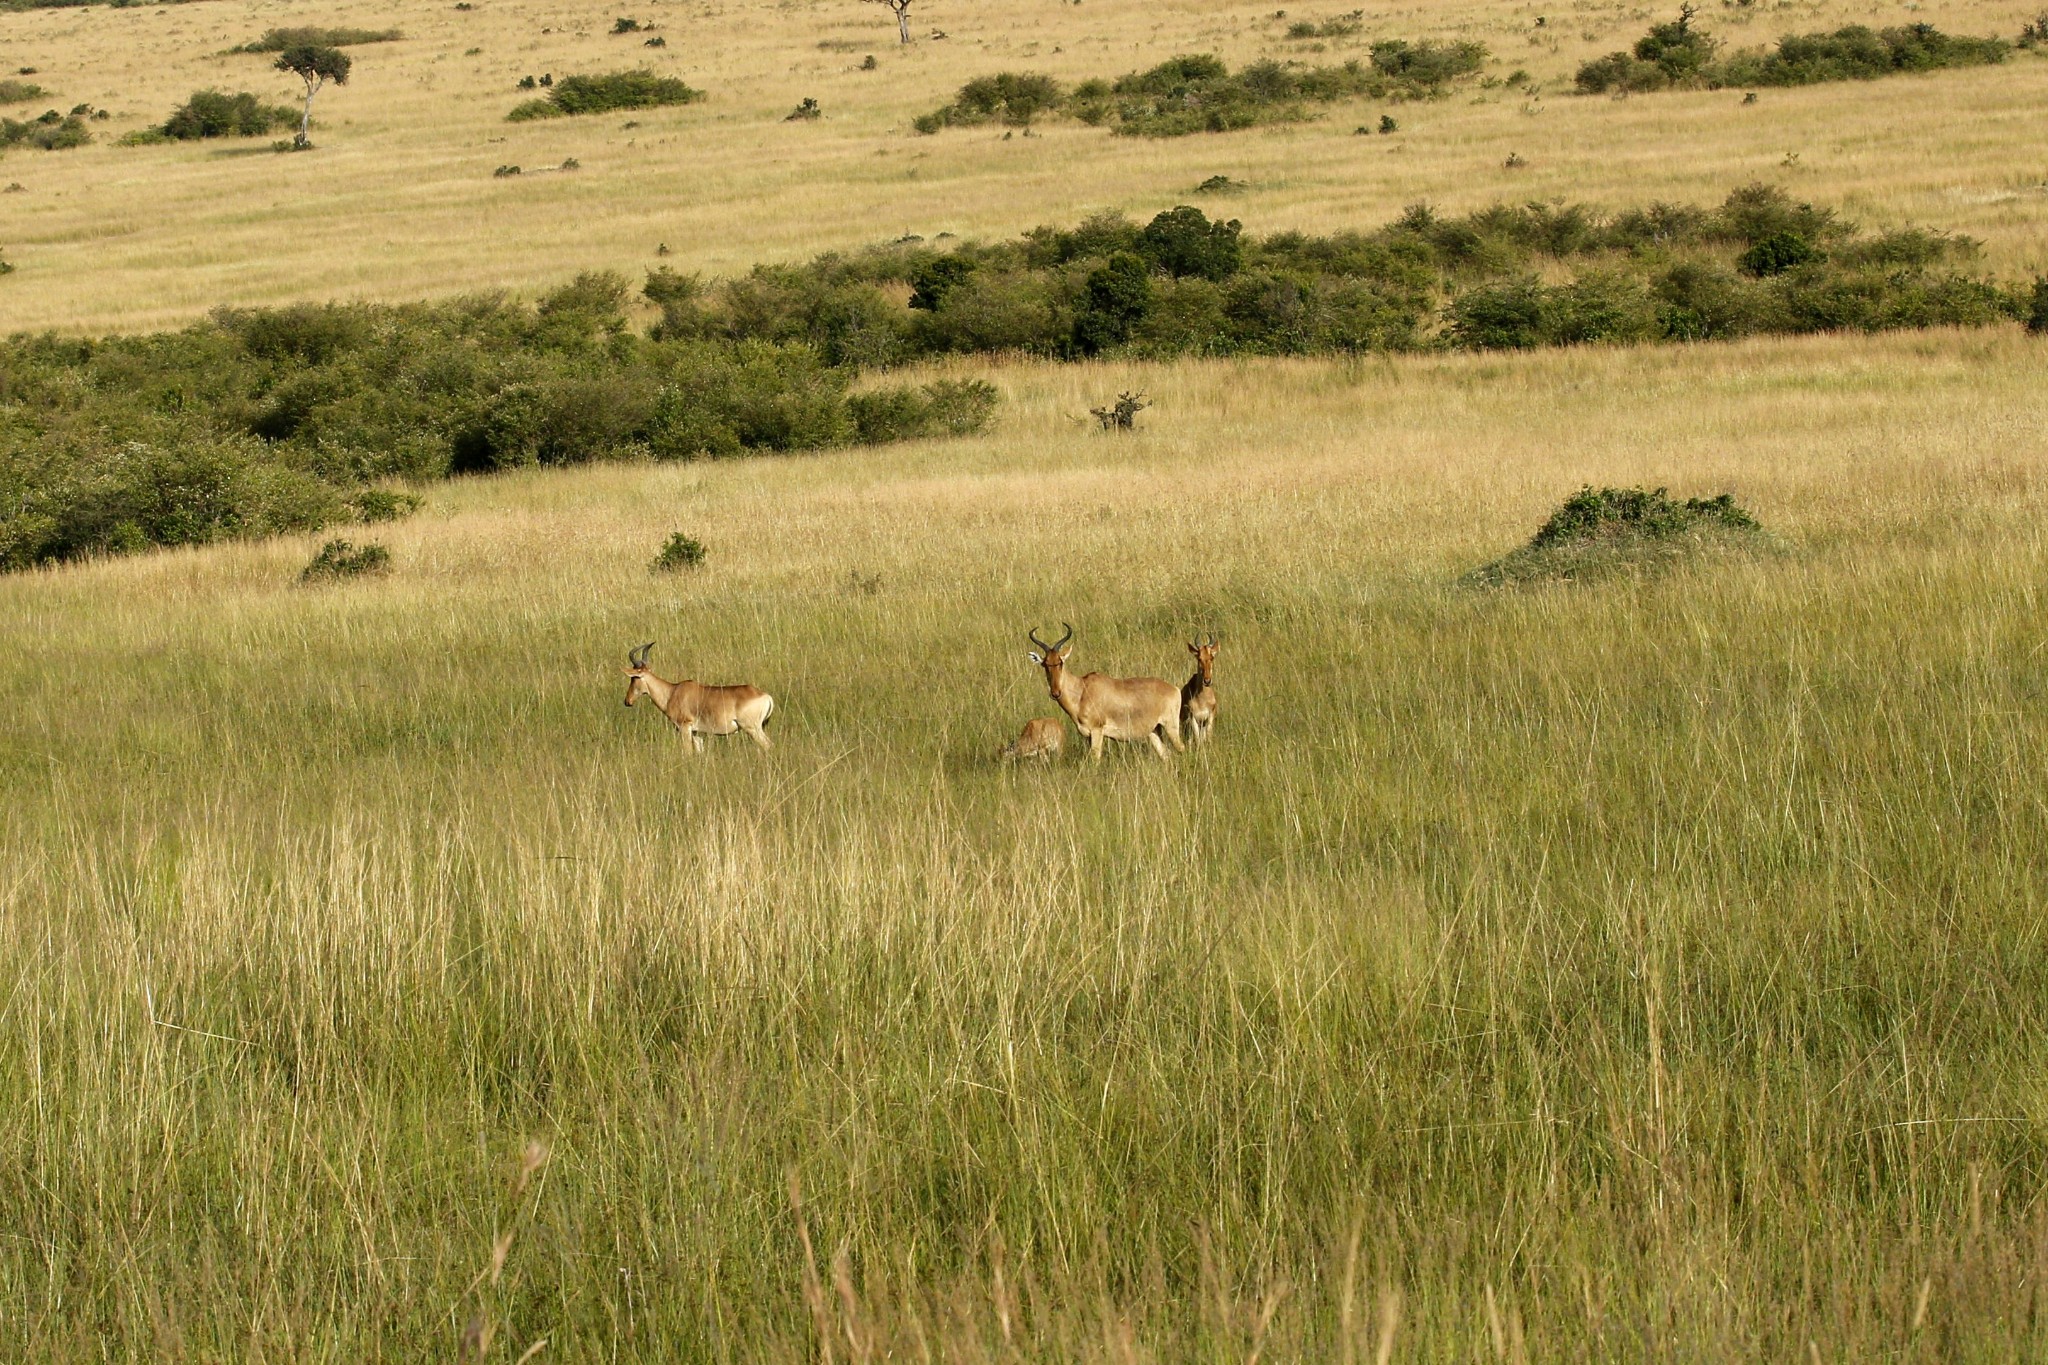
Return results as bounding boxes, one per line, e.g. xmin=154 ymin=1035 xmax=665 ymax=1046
xmin=1027 ymin=626 xmax=1051 ymax=652
xmin=630 ymin=642 xmax=653 ymax=668
xmin=1053 ymin=622 xmax=1073 ymax=653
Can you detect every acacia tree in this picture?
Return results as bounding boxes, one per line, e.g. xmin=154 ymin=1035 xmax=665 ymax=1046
xmin=863 ymin=0 xmax=916 ymax=45
xmin=275 ymin=44 xmax=351 ymax=148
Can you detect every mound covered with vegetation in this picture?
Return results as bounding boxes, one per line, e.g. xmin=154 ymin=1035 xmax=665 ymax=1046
xmin=229 ymin=26 xmax=402 ymax=53
xmin=915 ymin=44 xmax=1485 ymax=137
xmin=1577 ymin=8 xmax=2008 ymax=94
xmin=1468 ymin=486 xmax=1770 ymax=584
xmin=508 ymin=70 xmax=701 ymax=121
xmin=0 ymin=274 xmax=995 ymax=571
xmin=641 ymin=185 xmax=2023 ymax=366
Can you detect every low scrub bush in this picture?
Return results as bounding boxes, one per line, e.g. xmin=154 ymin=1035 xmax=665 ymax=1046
xmin=1467 ymin=485 xmax=1769 ymax=585
xmin=299 ymin=537 xmax=390 ymax=583
xmin=156 ymin=90 xmax=298 ymax=140
xmin=650 ymin=531 xmax=705 ymax=572
xmin=1285 ymin=11 xmax=1362 ymax=40
xmin=1580 ymin=11 xmax=2007 ymax=93
xmin=917 ymin=44 xmax=1484 ymax=139
xmin=508 ymin=69 xmax=701 ymax=120
xmin=0 ymin=110 xmax=88 ymax=150
xmin=0 ymin=79 xmax=46 ymax=102
xmin=230 ymin=26 xmax=401 ymax=53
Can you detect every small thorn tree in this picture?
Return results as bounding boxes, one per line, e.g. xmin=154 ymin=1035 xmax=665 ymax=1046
xmin=275 ymin=44 xmax=351 ymax=148
xmin=863 ymin=0 xmax=915 ymax=45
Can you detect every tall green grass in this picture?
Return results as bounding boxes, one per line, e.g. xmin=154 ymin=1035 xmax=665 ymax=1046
xmin=3 ymin=334 xmax=2046 ymax=1359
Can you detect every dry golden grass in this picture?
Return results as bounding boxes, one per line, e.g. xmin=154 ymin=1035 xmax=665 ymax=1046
xmin=2 ymin=0 xmax=2047 ymax=332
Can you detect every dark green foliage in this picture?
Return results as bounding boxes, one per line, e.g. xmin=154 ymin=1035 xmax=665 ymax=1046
xmin=158 ymin=90 xmax=297 ymax=139
xmin=913 ymin=71 xmax=1065 ymax=131
xmin=1285 ymin=11 xmax=1361 ymax=40
xmin=908 ymin=255 xmax=975 ymax=311
xmin=2028 ymin=278 xmax=2048 ymax=336
xmin=1194 ymin=174 xmax=1248 ymax=195
xmin=0 ymin=110 xmax=89 ymax=150
xmin=2023 ymin=13 xmax=2048 ymax=46
xmin=1581 ymin=13 xmax=2007 ymax=93
xmin=847 ymin=379 xmax=1000 ymax=443
xmin=0 ymin=79 xmax=47 ymax=102
xmin=1137 ymin=206 xmax=1242 ymax=280
xmin=509 ymin=69 xmax=701 ymax=120
xmin=650 ymin=532 xmax=705 ymax=572
xmin=231 ymin=27 xmax=401 ymax=53
xmin=0 ymin=292 xmax=1000 ymax=570
xmin=1469 ymin=485 xmax=1768 ymax=585
xmin=299 ymin=538 xmax=391 ymax=583
xmin=276 ymin=45 xmax=352 ymax=87
xmin=1739 ymin=231 xmax=1821 ymax=277
xmin=611 ymin=15 xmax=641 ymax=33
xmin=916 ymin=45 xmax=1485 ymax=139
xmin=1073 ymin=252 xmax=1154 ymax=354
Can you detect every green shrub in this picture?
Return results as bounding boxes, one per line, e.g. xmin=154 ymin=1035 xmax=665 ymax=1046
xmin=2028 ymin=278 xmax=2048 ymax=336
xmin=1468 ymin=485 xmax=1768 ymax=585
xmin=1575 ymin=51 xmax=1670 ymax=93
xmin=159 ymin=90 xmax=298 ymax=139
xmin=230 ymin=26 xmax=401 ymax=52
xmin=847 ymin=378 xmax=999 ymax=442
xmin=1582 ymin=13 xmax=2008 ymax=94
xmin=0 ymin=79 xmax=46 ymax=102
xmin=510 ymin=70 xmax=702 ymax=120
xmin=916 ymin=71 xmax=1065 ymax=131
xmin=299 ymin=537 xmax=391 ymax=583
xmin=1137 ymin=205 xmax=1243 ymax=281
xmin=0 ymin=111 xmax=88 ymax=150
xmin=650 ymin=531 xmax=705 ymax=572
xmin=1072 ymin=252 xmax=1155 ymax=354
xmin=1739 ymin=231 xmax=1822 ymax=277
xmin=348 ymin=487 xmax=424 ymax=522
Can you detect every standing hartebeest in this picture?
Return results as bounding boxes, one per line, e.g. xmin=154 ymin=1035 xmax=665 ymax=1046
xmin=998 ymin=716 xmax=1067 ymax=763
xmin=1181 ymin=634 xmax=1219 ymax=744
xmin=623 ymin=642 xmax=775 ymax=752
xmin=1026 ymin=623 xmax=1183 ymax=761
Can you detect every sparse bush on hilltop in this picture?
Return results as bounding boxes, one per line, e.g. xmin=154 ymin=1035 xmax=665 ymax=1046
xmin=230 ymin=26 xmax=402 ymax=53
xmin=917 ymin=44 xmax=1485 ymax=138
xmin=0 ymin=79 xmax=47 ymax=103
xmin=508 ymin=69 xmax=701 ymax=120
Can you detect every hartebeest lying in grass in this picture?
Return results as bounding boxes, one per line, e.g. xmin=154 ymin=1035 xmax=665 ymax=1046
xmin=1027 ymin=623 xmax=1183 ymax=761
xmin=623 ymin=642 xmax=775 ymax=752
xmin=998 ymin=716 xmax=1066 ymax=763
xmin=1181 ymin=634 xmax=1219 ymax=744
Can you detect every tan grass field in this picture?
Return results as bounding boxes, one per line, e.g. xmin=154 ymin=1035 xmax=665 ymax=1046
xmin=6 ymin=0 xmax=2048 ymax=1357
xmin=1 ymin=0 xmax=2046 ymax=331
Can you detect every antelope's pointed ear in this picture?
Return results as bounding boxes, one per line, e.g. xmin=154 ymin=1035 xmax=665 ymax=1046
xmin=1027 ymin=651 xmax=1044 ymax=665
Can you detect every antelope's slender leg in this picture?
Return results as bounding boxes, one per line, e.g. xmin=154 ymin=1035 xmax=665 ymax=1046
xmin=1149 ymin=731 xmax=1169 ymax=760
xmin=1089 ymin=732 xmax=1105 ymax=761
xmin=1163 ymin=720 xmax=1185 ymax=754
xmin=690 ymin=730 xmax=705 ymax=754
xmin=742 ymin=723 xmax=772 ymax=751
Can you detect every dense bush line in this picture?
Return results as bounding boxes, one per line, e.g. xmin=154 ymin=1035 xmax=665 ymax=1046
xmin=915 ymin=44 xmax=1485 ymax=136
xmin=644 ymin=185 xmax=2024 ymax=365
xmin=1577 ymin=9 xmax=2009 ymax=94
xmin=508 ymin=70 xmax=701 ymax=121
xmin=0 ymin=275 xmax=995 ymax=570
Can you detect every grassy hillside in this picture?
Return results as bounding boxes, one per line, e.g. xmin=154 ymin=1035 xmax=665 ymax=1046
xmin=0 ymin=0 xmax=2046 ymax=332
xmin=6 ymin=332 xmax=2048 ymax=1357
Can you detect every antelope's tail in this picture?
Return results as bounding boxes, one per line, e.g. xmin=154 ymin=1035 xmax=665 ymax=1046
xmin=761 ymin=695 xmax=775 ymax=728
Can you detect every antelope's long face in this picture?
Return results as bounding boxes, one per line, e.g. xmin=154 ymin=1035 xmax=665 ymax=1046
xmin=623 ymin=642 xmax=655 ymax=706
xmin=1026 ymin=624 xmax=1076 ymax=699
xmin=1189 ymin=636 xmax=1219 ymax=685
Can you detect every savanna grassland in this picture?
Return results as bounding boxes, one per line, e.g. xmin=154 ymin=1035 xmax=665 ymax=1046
xmin=5 ymin=0 xmax=2048 ymax=1359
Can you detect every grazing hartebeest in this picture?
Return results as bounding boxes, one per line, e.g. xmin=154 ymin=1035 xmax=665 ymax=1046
xmin=998 ymin=716 xmax=1067 ymax=763
xmin=1181 ymin=634 xmax=1219 ymax=744
xmin=1026 ymin=623 xmax=1183 ymax=761
xmin=623 ymin=642 xmax=775 ymax=753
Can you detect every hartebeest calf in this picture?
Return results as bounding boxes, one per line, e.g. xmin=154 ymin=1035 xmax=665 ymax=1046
xmin=1026 ymin=623 xmax=1183 ymax=761
xmin=623 ymin=642 xmax=775 ymax=752
xmin=1181 ymin=634 xmax=1219 ymax=744
xmin=998 ymin=716 xmax=1067 ymax=763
